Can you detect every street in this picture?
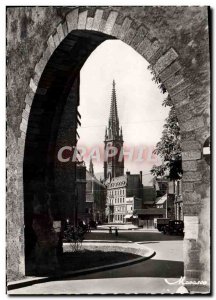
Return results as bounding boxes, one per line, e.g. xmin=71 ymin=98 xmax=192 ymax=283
xmin=9 ymin=229 xmax=184 ymax=294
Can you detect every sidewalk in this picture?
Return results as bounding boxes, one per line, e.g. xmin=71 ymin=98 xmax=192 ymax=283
xmin=8 ymin=277 xmax=187 ymax=294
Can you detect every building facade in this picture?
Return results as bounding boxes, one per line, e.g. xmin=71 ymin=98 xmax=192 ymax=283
xmin=86 ymin=159 xmax=106 ymax=223
xmin=106 ymin=171 xmax=143 ymax=223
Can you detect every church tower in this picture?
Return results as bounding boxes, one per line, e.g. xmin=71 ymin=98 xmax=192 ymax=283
xmin=104 ymin=80 xmax=124 ymax=180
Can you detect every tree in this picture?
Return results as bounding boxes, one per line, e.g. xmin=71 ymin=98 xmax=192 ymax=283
xmin=148 ymin=66 xmax=183 ymax=180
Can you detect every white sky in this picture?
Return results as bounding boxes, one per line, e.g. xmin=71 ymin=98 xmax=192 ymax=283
xmin=79 ymin=40 xmax=170 ymax=185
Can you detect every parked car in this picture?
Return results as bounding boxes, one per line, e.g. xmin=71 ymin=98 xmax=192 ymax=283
xmin=163 ymin=220 xmax=184 ymax=235
xmin=156 ymin=218 xmax=170 ymax=231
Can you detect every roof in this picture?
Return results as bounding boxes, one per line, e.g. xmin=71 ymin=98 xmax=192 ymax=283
xmin=106 ymin=175 xmax=127 ymax=188
xmin=156 ymin=194 xmax=167 ymax=205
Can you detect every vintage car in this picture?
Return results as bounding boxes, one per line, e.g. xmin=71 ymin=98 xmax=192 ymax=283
xmin=163 ymin=220 xmax=184 ymax=235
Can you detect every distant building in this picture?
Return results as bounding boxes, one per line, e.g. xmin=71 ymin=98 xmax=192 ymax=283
xmin=76 ymin=161 xmax=87 ymax=224
xmin=105 ymin=171 xmax=143 ymax=223
xmin=86 ymin=158 xmax=106 ymax=223
xmin=143 ymin=186 xmax=156 ymax=208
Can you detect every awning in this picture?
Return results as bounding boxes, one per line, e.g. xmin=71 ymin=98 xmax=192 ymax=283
xmin=124 ymin=214 xmax=133 ymax=219
xmin=124 ymin=214 xmax=138 ymax=219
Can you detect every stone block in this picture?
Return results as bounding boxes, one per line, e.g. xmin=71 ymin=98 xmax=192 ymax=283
xmin=29 ymin=78 xmax=37 ymax=93
xmin=171 ymin=86 xmax=189 ymax=105
xmin=22 ymin=109 xmax=29 ymax=121
xmin=137 ymin=37 xmax=160 ymax=61
xmin=165 ymin=74 xmax=184 ymax=91
xmin=86 ymin=17 xmax=93 ymax=30
xmin=183 ymin=203 xmax=200 ymax=215
xmin=99 ymin=19 xmax=106 ymax=32
xmin=66 ymin=9 xmax=79 ymax=32
xmin=182 ymin=171 xmax=202 ymax=182
xmin=103 ymin=11 xmax=118 ymax=35
xmin=153 ymin=48 xmax=179 ymax=74
xmin=183 ymin=191 xmax=201 ymax=204
xmin=118 ymin=17 xmax=132 ymax=40
xmin=130 ymin=26 xmax=148 ymax=49
xmin=185 ymin=270 xmax=201 ymax=280
xmin=25 ymin=93 xmax=33 ymax=106
xmin=24 ymin=104 xmax=31 ymax=113
xmin=181 ymin=116 xmax=205 ymax=132
xmin=182 ymin=182 xmax=194 ymax=192
xmin=62 ymin=21 xmax=68 ymax=37
xmin=182 ymin=160 xmax=198 ymax=171
xmin=182 ymin=150 xmax=201 ymax=161
xmin=170 ymin=81 xmax=191 ymax=98
xmin=78 ymin=11 xmax=88 ymax=30
xmin=34 ymin=57 xmax=47 ymax=77
xmin=123 ymin=27 xmax=136 ymax=44
xmin=159 ymin=61 xmax=182 ymax=82
xmin=181 ymin=141 xmax=201 ymax=151
xmin=53 ymin=32 xmax=60 ymax=48
xmin=111 ymin=23 xmax=121 ymax=37
xmin=57 ymin=23 xmax=64 ymax=42
xmin=47 ymin=35 xmax=56 ymax=54
xmin=20 ymin=121 xmax=27 ymax=133
xmin=92 ymin=9 xmax=103 ymax=31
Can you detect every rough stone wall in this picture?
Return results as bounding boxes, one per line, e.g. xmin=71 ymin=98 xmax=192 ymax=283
xmin=7 ymin=6 xmax=210 ymax=292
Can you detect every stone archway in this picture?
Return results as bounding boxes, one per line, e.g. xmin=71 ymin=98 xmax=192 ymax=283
xmin=7 ymin=7 xmax=210 ymax=291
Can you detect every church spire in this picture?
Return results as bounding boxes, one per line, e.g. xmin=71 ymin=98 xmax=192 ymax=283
xmin=108 ymin=80 xmax=120 ymax=138
xmin=89 ymin=157 xmax=94 ymax=175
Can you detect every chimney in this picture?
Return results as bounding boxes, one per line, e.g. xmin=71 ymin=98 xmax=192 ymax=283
xmin=140 ymin=171 xmax=142 ymax=184
xmin=126 ymin=171 xmax=130 ymax=175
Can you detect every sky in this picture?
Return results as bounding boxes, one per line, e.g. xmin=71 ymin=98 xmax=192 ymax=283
xmin=78 ymin=40 xmax=170 ymax=185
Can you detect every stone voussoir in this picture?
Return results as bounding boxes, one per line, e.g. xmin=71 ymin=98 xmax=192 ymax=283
xmin=181 ymin=116 xmax=205 ymax=132
xmin=92 ymin=9 xmax=104 ymax=31
xmin=78 ymin=10 xmax=88 ymax=30
xmin=86 ymin=17 xmax=94 ymax=30
xmin=117 ymin=17 xmax=132 ymax=40
xmin=103 ymin=11 xmax=118 ymax=35
xmin=153 ymin=48 xmax=179 ymax=75
xmin=130 ymin=25 xmax=148 ymax=49
xmin=57 ymin=23 xmax=65 ymax=42
xmin=122 ymin=27 xmax=136 ymax=44
xmin=159 ymin=61 xmax=182 ymax=82
xmin=66 ymin=8 xmax=79 ymax=33
xmin=137 ymin=37 xmax=161 ymax=61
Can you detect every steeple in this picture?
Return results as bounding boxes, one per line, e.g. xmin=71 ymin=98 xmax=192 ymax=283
xmin=108 ymin=80 xmax=120 ymax=139
xmin=89 ymin=157 xmax=94 ymax=176
xmin=104 ymin=80 xmax=124 ymax=180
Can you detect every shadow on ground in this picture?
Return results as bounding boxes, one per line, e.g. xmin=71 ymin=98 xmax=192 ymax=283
xmin=65 ymin=258 xmax=184 ymax=281
xmin=85 ymin=231 xmax=184 ymax=242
